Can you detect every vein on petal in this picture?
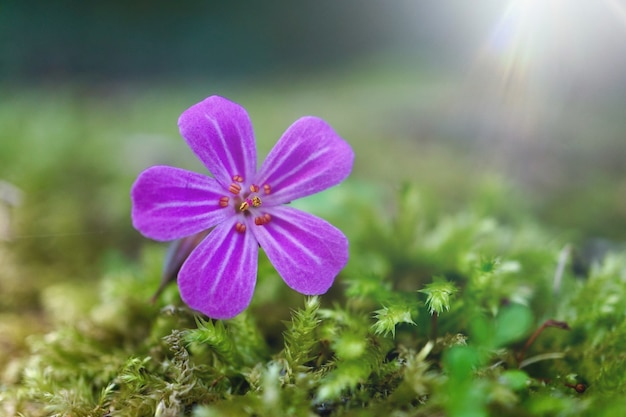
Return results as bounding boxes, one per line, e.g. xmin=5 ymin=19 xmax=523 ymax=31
xmin=204 ymin=113 xmax=238 ymax=178
xmin=261 ymin=218 xmax=323 ymax=268
xmin=208 ymin=228 xmax=239 ymax=296
xmin=265 ymin=146 xmax=330 ymax=188
xmin=154 ymin=200 xmax=219 ymax=210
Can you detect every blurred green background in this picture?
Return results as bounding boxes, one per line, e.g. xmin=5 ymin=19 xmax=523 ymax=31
xmin=1 ymin=0 xmax=626 ymax=308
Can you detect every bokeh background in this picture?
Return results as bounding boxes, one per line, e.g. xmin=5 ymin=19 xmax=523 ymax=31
xmin=1 ymin=0 xmax=626 ymax=305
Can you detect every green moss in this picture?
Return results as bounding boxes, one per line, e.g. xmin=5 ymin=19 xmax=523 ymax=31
xmin=2 ymin=82 xmax=626 ymax=416
xmin=1 ymin=181 xmax=619 ymax=416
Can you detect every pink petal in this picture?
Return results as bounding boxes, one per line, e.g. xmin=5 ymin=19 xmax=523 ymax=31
xmin=131 ymin=165 xmax=232 ymax=241
xmin=254 ymin=116 xmax=354 ymax=205
xmin=178 ymin=218 xmax=259 ymax=319
xmin=178 ymin=96 xmax=257 ymax=189
xmin=250 ymin=206 xmax=348 ymax=295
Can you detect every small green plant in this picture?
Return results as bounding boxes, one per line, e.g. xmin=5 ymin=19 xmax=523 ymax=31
xmin=2 ymin=88 xmax=626 ymax=416
xmin=6 ymin=181 xmax=625 ymax=416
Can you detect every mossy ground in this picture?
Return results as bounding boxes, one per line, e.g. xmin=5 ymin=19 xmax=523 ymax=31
xmin=1 ymin=68 xmax=625 ymax=416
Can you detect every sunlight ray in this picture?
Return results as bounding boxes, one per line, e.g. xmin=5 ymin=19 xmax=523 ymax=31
xmin=604 ymin=0 xmax=626 ymax=29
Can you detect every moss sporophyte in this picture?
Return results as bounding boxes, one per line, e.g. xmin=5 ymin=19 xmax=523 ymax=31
xmin=131 ymin=96 xmax=354 ymax=319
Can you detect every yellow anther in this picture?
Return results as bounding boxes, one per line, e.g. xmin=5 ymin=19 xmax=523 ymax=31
xmin=239 ymin=196 xmax=261 ymax=212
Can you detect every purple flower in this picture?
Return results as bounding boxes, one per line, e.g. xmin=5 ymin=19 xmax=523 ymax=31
xmin=131 ymin=96 xmax=354 ymax=319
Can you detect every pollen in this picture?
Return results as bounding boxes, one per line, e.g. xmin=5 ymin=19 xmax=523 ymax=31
xmin=235 ymin=222 xmax=247 ymax=233
xmin=239 ymin=196 xmax=262 ymax=212
xmin=250 ymin=184 xmax=260 ymax=193
xmin=254 ymin=213 xmax=272 ymax=226
xmin=219 ymin=196 xmax=230 ymax=207
xmin=232 ymin=175 xmax=244 ymax=182
xmin=263 ymin=184 xmax=271 ymax=195
xmin=228 ymin=183 xmax=242 ymax=194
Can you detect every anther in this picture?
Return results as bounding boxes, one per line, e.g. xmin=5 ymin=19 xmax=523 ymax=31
xmin=250 ymin=184 xmax=260 ymax=193
xmin=239 ymin=201 xmax=249 ymax=211
xmin=232 ymin=175 xmax=244 ymax=183
xmin=263 ymin=184 xmax=271 ymax=195
xmin=235 ymin=222 xmax=246 ymax=233
xmin=219 ymin=196 xmax=230 ymax=207
xmin=251 ymin=196 xmax=262 ymax=207
xmin=228 ymin=183 xmax=242 ymax=194
xmin=254 ymin=213 xmax=272 ymax=226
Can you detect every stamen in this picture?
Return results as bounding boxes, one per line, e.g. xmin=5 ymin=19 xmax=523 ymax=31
xmin=254 ymin=213 xmax=272 ymax=226
xmin=250 ymin=184 xmax=260 ymax=193
xmin=232 ymin=175 xmax=244 ymax=183
xmin=263 ymin=184 xmax=271 ymax=195
xmin=228 ymin=183 xmax=242 ymax=194
xmin=235 ymin=222 xmax=246 ymax=233
xmin=239 ymin=196 xmax=262 ymax=212
xmin=219 ymin=196 xmax=230 ymax=207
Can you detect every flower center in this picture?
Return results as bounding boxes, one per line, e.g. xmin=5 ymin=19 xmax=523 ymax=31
xmin=239 ymin=195 xmax=262 ymax=212
xmin=222 ymin=175 xmax=274 ymax=233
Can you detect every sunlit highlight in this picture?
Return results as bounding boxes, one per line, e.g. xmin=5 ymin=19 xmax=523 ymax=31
xmin=459 ymin=0 xmax=626 ymax=145
xmin=605 ymin=0 xmax=626 ymax=29
xmin=481 ymin=0 xmax=626 ymax=90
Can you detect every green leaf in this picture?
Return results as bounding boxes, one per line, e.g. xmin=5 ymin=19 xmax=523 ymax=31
xmin=493 ymin=304 xmax=533 ymax=347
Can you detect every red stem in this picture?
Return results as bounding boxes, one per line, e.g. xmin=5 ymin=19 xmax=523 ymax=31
xmin=517 ymin=319 xmax=570 ymax=366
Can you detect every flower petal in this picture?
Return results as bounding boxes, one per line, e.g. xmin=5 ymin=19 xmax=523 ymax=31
xmin=178 ymin=95 xmax=257 ymax=189
xmin=255 ymin=116 xmax=354 ymax=205
xmin=250 ymin=206 xmax=348 ymax=295
xmin=178 ymin=218 xmax=259 ymax=319
xmin=131 ymin=165 xmax=232 ymax=241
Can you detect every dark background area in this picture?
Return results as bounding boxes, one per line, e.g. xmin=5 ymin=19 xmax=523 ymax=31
xmin=1 ymin=1 xmax=500 ymax=82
